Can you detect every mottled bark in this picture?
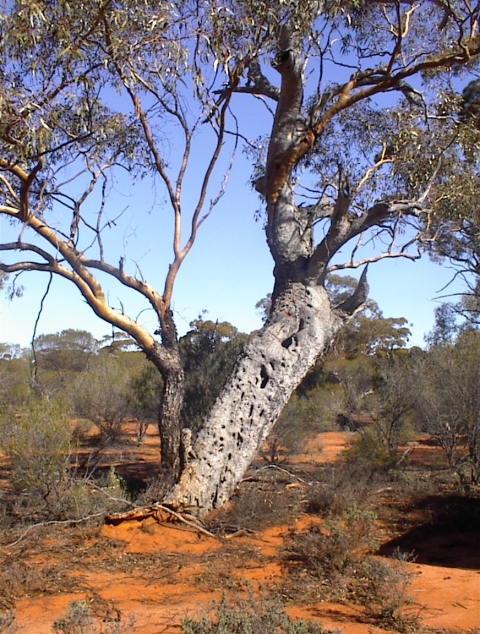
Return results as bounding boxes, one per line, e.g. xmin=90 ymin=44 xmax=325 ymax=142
xmin=165 ymin=16 xmax=340 ymax=515
xmin=157 ymin=357 xmax=184 ymax=473
xmin=165 ymin=282 xmax=342 ymax=514
xmin=146 ymin=309 xmax=185 ymax=473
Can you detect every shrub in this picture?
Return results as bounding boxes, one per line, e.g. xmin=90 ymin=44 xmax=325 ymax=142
xmin=53 ymin=600 xmax=134 ymax=634
xmin=53 ymin=601 xmax=96 ymax=634
xmin=67 ymin=357 xmax=133 ymax=443
xmin=357 ymin=552 xmax=417 ymax=630
xmin=0 ymin=398 xmax=73 ymax=503
xmin=181 ymin=592 xmax=339 ymax=634
xmin=0 ymin=610 xmax=17 ymax=634
xmin=343 ymin=429 xmax=399 ymax=470
xmin=305 ymin=463 xmax=378 ymax=518
xmin=275 ymin=384 xmax=342 ymax=455
xmin=285 ymin=506 xmax=377 ymax=584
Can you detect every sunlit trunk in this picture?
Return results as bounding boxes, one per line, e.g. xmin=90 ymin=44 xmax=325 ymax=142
xmin=147 ymin=309 xmax=185 ymax=474
xmin=158 ymin=361 xmax=185 ymax=473
xmin=165 ymin=282 xmax=341 ymax=515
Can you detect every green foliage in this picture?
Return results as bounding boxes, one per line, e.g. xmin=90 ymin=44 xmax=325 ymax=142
xmin=335 ymin=352 xmax=419 ymax=468
xmin=127 ymin=361 xmax=162 ymax=423
xmin=53 ymin=600 xmax=134 ymax=634
xmin=285 ymin=506 xmax=377 ymax=582
xmin=182 ymin=592 xmax=336 ymax=634
xmin=326 ymin=355 xmax=375 ymax=418
xmin=34 ymin=330 xmax=99 ymax=374
xmin=425 ymin=303 xmax=459 ymax=346
xmin=357 ymin=553 xmax=415 ymax=627
xmin=343 ymin=428 xmax=399 ymax=470
xmin=0 ymin=397 xmax=72 ymax=501
xmin=180 ymin=317 xmax=248 ymax=433
xmin=415 ymin=329 xmax=480 ymax=482
xmin=275 ymin=383 xmax=343 ymax=455
xmin=367 ymin=354 xmax=419 ymax=452
xmin=0 ymin=352 xmax=31 ymax=410
xmin=326 ymin=274 xmax=358 ymax=306
xmin=67 ymin=355 xmax=135 ymax=442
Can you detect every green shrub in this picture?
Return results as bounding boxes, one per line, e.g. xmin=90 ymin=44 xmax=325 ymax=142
xmin=343 ymin=429 xmax=399 ymax=470
xmin=357 ymin=552 xmax=417 ymax=630
xmin=67 ymin=357 xmax=133 ymax=443
xmin=182 ymin=592 xmax=339 ymax=634
xmin=0 ymin=609 xmax=17 ymax=633
xmin=275 ymin=384 xmax=343 ymax=455
xmin=0 ymin=398 xmax=73 ymax=502
xmin=53 ymin=600 xmax=134 ymax=634
xmin=71 ymin=419 xmax=93 ymax=442
xmin=285 ymin=506 xmax=377 ymax=582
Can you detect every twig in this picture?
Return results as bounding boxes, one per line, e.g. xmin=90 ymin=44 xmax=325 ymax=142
xmin=154 ymin=504 xmax=217 ymax=539
xmin=30 ymin=272 xmax=53 ymax=386
xmin=245 ymin=464 xmax=308 ymax=484
xmin=104 ymin=502 xmax=218 ymax=539
xmin=0 ymin=511 xmax=106 ymax=551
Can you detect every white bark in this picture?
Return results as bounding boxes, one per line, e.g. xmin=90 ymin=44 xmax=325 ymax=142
xmin=165 ymin=282 xmax=341 ymax=515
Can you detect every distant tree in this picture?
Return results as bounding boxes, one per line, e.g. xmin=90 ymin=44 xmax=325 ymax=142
xmin=0 ymin=345 xmax=31 ymax=409
xmin=68 ymin=354 xmax=135 ymax=443
xmin=34 ymin=329 xmax=99 ymax=374
xmin=128 ymin=362 xmax=163 ymax=443
xmin=425 ymin=303 xmax=459 ymax=347
xmin=99 ymin=331 xmax=139 ymax=354
xmin=416 ymin=330 xmax=480 ymax=482
xmin=368 ymin=353 xmax=419 ymax=454
xmin=179 ymin=317 xmax=248 ymax=434
xmin=340 ymin=312 xmax=411 ymax=358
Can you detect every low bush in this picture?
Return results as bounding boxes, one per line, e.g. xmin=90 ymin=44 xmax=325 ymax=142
xmin=53 ymin=600 xmax=134 ymax=634
xmin=0 ymin=398 xmax=73 ymax=504
xmin=284 ymin=506 xmax=377 ymax=586
xmin=181 ymin=592 xmax=339 ymax=634
xmin=305 ymin=463 xmax=379 ymax=518
xmin=356 ymin=552 xmax=417 ymax=631
xmin=0 ymin=610 xmax=17 ymax=634
xmin=52 ymin=601 xmax=96 ymax=634
xmin=275 ymin=385 xmax=342 ymax=456
xmin=343 ymin=429 xmax=400 ymax=470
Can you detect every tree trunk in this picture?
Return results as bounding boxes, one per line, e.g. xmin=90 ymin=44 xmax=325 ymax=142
xmin=146 ymin=309 xmax=185 ymax=474
xmin=165 ymin=281 xmax=342 ymax=515
xmin=158 ymin=359 xmax=185 ymax=473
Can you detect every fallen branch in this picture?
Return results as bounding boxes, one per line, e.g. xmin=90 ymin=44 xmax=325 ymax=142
xmin=243 ymin=464 xmax=308 ymax=484
xmin=105 ymin=503 xmax=217 ymax=539
xmin=0 ymin=511 xmax=106 ymax=551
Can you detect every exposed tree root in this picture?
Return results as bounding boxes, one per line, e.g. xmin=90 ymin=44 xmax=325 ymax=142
xmin=105 ymin=503 xmax=217 ymax=539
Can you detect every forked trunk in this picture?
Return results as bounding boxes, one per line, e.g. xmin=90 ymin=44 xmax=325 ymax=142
xmin=165 ymin=282 xmax=341 ymax=515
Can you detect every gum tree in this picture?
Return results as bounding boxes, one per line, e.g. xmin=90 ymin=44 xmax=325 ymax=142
xmin=1 ymin=0 xmax=480 ymax=514
xmin=0 ymin=0 xmax=241 ymax=474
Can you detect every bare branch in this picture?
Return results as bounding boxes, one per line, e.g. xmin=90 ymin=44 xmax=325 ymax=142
xmin=30 ymin=273 xmax=53 ymax=386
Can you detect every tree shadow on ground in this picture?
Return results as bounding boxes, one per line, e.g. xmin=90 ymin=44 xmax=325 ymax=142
xmin=378 ymin=495 xmax=480 ymax=570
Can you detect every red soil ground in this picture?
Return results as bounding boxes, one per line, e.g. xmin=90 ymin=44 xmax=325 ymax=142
xmin=1 ymin=429 xmax=479 ymax=633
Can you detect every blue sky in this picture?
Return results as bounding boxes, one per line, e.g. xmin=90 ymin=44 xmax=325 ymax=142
xmin=0 ymin=153 xmax=464 ymax=351
xmin=0 ymin=22 xmax=469 ymax=351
